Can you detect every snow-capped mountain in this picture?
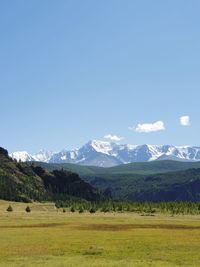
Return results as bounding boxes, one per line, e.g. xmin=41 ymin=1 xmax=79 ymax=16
xmin=9 ymin=140 xmax=200 ymax=167
xmin=9 ymin=151 xmax=35 ymax=162
xmin=32 ymin=150 xmax=54 ymax=163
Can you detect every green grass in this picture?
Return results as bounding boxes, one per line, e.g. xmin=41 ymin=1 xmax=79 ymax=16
xmin=0 ymin=200 xmax=200 ymax=266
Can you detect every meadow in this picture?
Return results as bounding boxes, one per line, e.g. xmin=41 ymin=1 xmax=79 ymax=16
xmin=0 ymin=201 xmax=200 ymax=267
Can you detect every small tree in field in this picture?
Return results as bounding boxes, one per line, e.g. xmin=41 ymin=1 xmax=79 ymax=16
xmin=70 ymin=207 xmax=75 ymax=213
xmin=89 ymin=207 xmax=96 ymax=214
xmin=101 ymin=206 xmax=110 ymax=213
xmin=79 ymin=207 xmax=84 ymax=213
xmin=25 ymin=206 xmax=31 ymax=213
xmin=7 ymin=205 xmax=13 ymax=212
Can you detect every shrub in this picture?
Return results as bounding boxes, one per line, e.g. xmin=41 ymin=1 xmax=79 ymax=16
xmin=89 ymin=208 xmax=96 ymax=214
xmin=63 ymin=208 xmax=66 ymax=213
xmin=25 ymin=206 xmax=31 ymax=213
xmin=7 ymin=205 xmax=13 ymax=212
xmin=117 ymin=205 xmax=123 ymax=212
xmin=70 ymin=207 xmax=75 ymax=213
xmin=101 ymin=207 xmax=110 ymax=213
xmin=79 ymin=207 xmax=84 ymax=213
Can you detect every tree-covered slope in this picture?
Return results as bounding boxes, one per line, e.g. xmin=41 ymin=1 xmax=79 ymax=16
xmin=37 ymin=162 xmax=104 ymax=176
xmin=37 ymin=160 xmax=200 ymax=177
xmin=0 ymin=147 xmax=100 ymax=202
xmin=126 ymin=168 xmax=200 ymax=201
xmin=0 ymin=147 xmax=46 ymax=201
xmin=35 ymin=160 xmax=200 ymax=202
xmin=106 ymin=160 xmax=200 ymax=175
xmin=87 ymin=168 xmax=200 ymax=201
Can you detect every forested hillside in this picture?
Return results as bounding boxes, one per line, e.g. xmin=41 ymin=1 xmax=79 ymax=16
xmin=1 ymin=146 xmax=200 ymax=202
xmin=0 ymin=147 xmax=100 ymax=202
xmin=36 ymin=160 xmax=200 ymax=201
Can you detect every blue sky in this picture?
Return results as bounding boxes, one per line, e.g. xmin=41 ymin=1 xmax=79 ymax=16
xmin=0 ymin=0 xmax=200 ymax=153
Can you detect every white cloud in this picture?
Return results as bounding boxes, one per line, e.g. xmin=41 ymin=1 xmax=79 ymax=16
xmin=104 ymin=134 xmax=123 ymax=141
xmin=180 ymin=115 xmax=190 ymax=126
xmin=132 ymin=121 xmax=165 ymax=133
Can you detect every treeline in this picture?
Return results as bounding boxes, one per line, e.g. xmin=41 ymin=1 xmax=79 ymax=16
xmin=55 ymin=200 xmax=200 ymax=215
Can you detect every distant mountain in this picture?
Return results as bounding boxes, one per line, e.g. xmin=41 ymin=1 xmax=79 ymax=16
xmin=10 ymin=140 xmax=200 ymax=167
xmin=10 ymin=150 xmax=54 ymax=163
xmin=10 ymin=151 xmax=35 ymax=162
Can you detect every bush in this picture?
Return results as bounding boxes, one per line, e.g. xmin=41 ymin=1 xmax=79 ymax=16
xmin=7 ymin=205 xmax=13 ymax=212
xmin=101 ymin=207 xmax=110 ymax=213
xmin=25 ymin=206 xmax=31 ymax=213
xmin=79 ymin=207 xmax=84 ymax=213
xmin=89 ymin=208 xmax=96 ymax=214
xmin=63 ymin=208 xmax=66 ymax=213
xmin=70 ymin=207 xmax=75 ymax=213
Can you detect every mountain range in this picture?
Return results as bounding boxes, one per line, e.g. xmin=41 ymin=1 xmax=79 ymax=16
xmin=10 ymin=140 xmax=200 ymax=167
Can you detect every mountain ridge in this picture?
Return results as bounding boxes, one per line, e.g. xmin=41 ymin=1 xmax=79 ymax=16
xmin=10 ymin=140 xmax=200 ymax=167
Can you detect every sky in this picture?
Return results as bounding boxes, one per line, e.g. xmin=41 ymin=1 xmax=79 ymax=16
xmin=0 ymin=0 xmax=200 ymax=153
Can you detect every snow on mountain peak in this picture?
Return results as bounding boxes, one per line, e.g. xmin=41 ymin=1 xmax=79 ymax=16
xmin=126 ymin=144 xmax=138 ymax=150
xmin=9 ymin=140 xmax=200 ymax=167
xmin=89 ymin=139 xmax=114 ymax=155
xmin=32 ymin=150 xmax=54 ymax=162
xmin=9 ymin=151 xmax=34 ymax=162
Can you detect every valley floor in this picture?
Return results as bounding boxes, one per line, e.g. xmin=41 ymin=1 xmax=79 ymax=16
xmin=0 ymin=201 xmax=200 ymax=267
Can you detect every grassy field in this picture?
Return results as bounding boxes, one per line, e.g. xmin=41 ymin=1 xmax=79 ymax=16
xmin=0 ymin=201 xmax=200 ymax=266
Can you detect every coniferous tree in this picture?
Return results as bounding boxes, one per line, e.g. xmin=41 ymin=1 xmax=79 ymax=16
xmin=7 ymin=205 xmax=13 ymax=212
xmin=70 ymin=206 xmax=75 ymax=213
xmin=79 ymin=207 xmax=84 ymax=213
xmin=89 ymin=207 xmax=96 ymax=214
xmin=25 ymin=206 xmax=31 ymax=213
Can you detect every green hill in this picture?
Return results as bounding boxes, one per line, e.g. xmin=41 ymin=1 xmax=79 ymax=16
xmin=37 ymin=162 xmax=104 ymax=176
xmin=106 ymin=160 xmax=200 ymax=175
xmin=37 ymin=160 xmax=200 ymax=177
xmin=0 ymin=147 xmax=100 ymax=202
xmin=87 ymin=168 xmax=200 ymax=201
xmin=126 ymin=168 xmax=200 ymax=201
xmin=36 ymin=160 xmax=200 ymax=202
